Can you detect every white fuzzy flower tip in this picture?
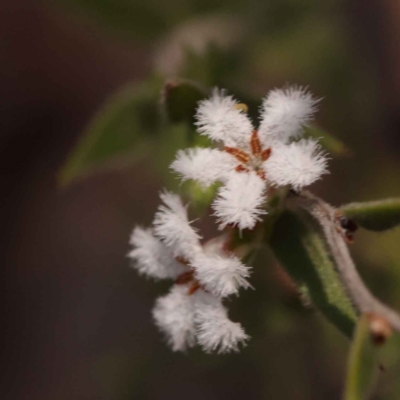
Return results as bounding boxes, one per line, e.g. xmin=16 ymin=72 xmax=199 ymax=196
xmin=170 ymin=147 xmax=236 ymax=187
xmin=153 ymin=285 xmax=196 ymax=352
xmin=128 ymin=227 xmax=187 ymax=279
xmin=153 ymin=191 xmax=201 ymax=258
xmin=194 ymin=296 xmax=249 ymax=354
xmin=195 ymin=88 xmax=253 ymax=147
xmin=259 ymin=86 xmax=319 ymax=144
xmin=191 ymin=252 xmax=251 ymax=298
xmin=213 ymin=171 xmax=267 ymax=230
xmin=266 ymin=139 xmax=328 ymax=190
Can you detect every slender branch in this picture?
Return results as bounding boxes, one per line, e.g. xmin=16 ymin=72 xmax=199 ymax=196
xmin=287 ymin=190 xmax=400 ymax=334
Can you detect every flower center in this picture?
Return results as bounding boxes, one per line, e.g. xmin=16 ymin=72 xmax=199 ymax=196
xmin=224 ymin=130 xmax=271 ymax=180
xmin=248 ymin=155 xmax=264 ymax=171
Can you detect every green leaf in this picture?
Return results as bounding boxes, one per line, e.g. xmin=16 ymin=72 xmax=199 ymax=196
xmin=269 ymin=210 xmax=357 ymax=337
xmin=162 ymin=80 xmax=207 ymax=126
xmin=344 ymin=315 xmax=379 ymax=400
xmin=304 ymin=124 xmax=351 ymax=157
xmin=341 ymin=199 xmax=400 ymax=232
xmin=59 ymin=77 xmax=162 ymax=185
xmin=181 ymin=181 xmax=219 ymax=216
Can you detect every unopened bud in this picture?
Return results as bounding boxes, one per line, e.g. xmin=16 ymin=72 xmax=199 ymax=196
xmin=367 ymin=313 xmax=393 ymax=346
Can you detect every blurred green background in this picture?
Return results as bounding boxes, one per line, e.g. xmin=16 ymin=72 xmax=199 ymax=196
xmin=2 ymin=0 xmax=400 ymax=399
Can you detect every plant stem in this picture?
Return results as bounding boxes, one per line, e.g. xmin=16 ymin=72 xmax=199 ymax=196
xmin=288 ymin=190 xmax=400 ymax=334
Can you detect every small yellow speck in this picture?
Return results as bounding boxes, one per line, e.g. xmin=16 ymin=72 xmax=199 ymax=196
xmin=234 ymin=103 xmax=248 ymax=113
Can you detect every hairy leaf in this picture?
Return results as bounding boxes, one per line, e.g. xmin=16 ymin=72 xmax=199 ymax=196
xmin=344 ymin=315 xmax=379 ymax=400
xmin=270 ymin=210 xmax=357 ymax=337
xmin=59 ymin=78 xmax=161 ymax=185
xmin=341 ymin=199 xmax=400 ymax=232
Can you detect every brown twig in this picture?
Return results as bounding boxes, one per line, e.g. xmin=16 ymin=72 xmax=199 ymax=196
xmin=287 ymin=190 xmax=400 ymax=334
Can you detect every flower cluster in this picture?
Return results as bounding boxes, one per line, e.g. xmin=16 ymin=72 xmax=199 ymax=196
xmin=129 ymin=86 xmax=329 ymax=353
xmin=129 ymin=192 xmax=250 ymax=353
xmin=171 ymin=86 xmax=328 ymax=230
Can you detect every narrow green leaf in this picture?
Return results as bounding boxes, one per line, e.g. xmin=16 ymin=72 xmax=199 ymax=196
xmin=341 ymin=199 xmax=400 ymax=232
xmin=304 ymin=124 xmax=352 ymax=157
xmin=162 ymin=80 xmax=207 ymax=126
xmin=269 ymin=210 xmax=357 ymax=337
xmin=344 ymin=315 xmax=378 ymax=400
xmin=59 ymin=77 xmax=162 ymax=185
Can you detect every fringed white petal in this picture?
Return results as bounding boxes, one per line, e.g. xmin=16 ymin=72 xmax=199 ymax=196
xmin=152 ymin=285 xmax=196 ymax=352
xmin=213 ymin=172 xmax=267 ymax=230
xmin=194 ymin=293 xmax=249 ymax=353
xmin=266 ymin=139 xmax=329 ymax=190
xmin=128 ymin=227 xmax=187 ymax=279
xmin=153 ymin=191 xmax=201 ymax=258
xmin=191 ymin=252 xmax=251 ymax=298
xmin=195 ymin=88 xmax=253 ymax=148
xmin=259 ymin=86 xmax=319 ymax=145
xmin=170 ymin=147 xmax=235 ymax=187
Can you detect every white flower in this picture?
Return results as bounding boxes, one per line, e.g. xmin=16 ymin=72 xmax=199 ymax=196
xmin=152 ymin=191 xmax=251 ymax=298
xmin=129 ymin=191 xmax=253 ymax=352
xmin=170 ymin=86 xmax=328 ymax=230
xmin=194 ymin=291 xmax=249 ymax=353
xmin=128 ymin=227 xmax=187 ymax=279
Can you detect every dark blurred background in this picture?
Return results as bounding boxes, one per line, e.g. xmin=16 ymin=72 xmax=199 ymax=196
xmin=2 ymin=1 xmax=400 ymax=399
